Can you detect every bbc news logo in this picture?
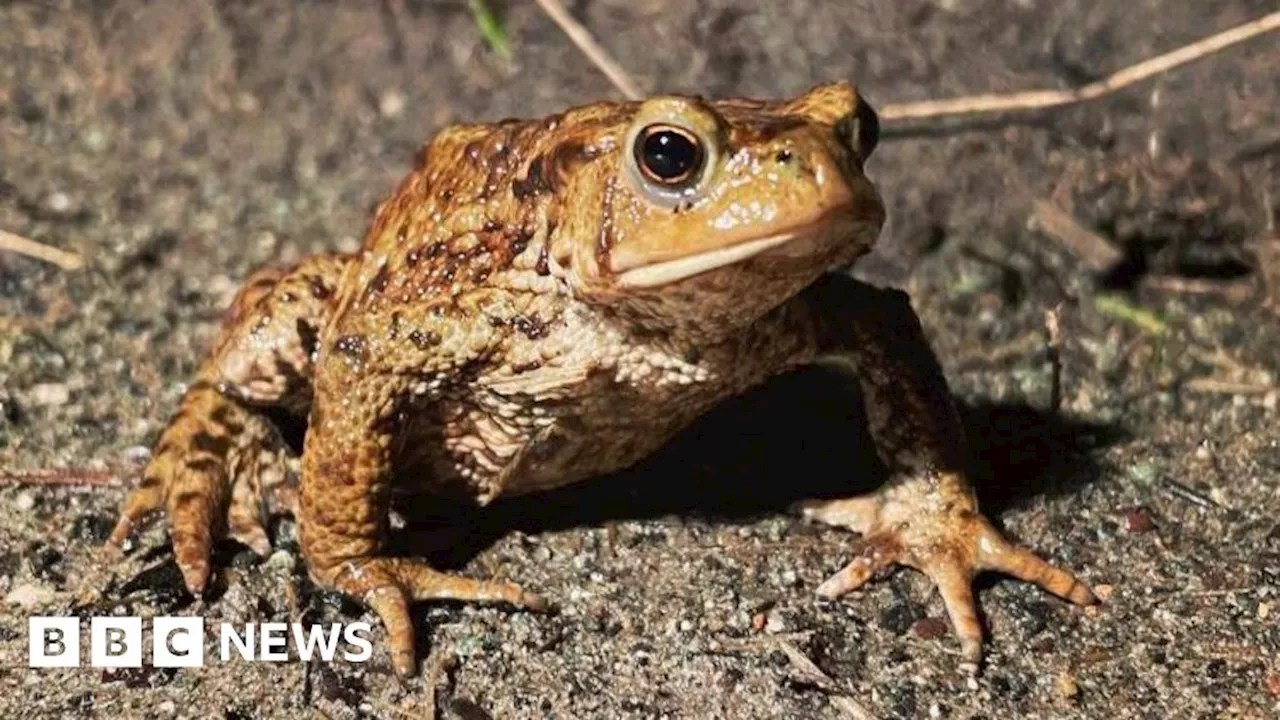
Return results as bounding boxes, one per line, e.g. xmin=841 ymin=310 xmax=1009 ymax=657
xmin=28 ymin=617 xmax=373 ymax=668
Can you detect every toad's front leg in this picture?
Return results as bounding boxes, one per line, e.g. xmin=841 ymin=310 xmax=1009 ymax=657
xmin=788 ymin=274 xmax=1095 ymax=670
xmin=299 ymin=364 xmax=546 ymax=677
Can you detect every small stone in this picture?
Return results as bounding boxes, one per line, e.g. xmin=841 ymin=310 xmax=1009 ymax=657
xmin=13 ymin=492 xmax=35 ymax=512
xmin=764 ymin=612 xmax=787 ymax=634
xmin=119 ymin=445 xmax=152 ymax=465
xmin=265 ymin=550 xmax=295 ymax=573
xmin=254 ymin=231 xmax=278 ymax=255
xmin=45 ymin=192 xmax=71 ymax=213
xmin=750 ymin=612 xmax=767 ymax=633
xmin=1093 ymin=584 xmax=1115 ymax=601
xmin=156 ymin=700 xmax=176 ymax=715
xmin=5 ymin=582 xmax=56 ymax=608
xmin=235 ymin=92 xmax=260 ymax=113
xmin=378 ymin=90 xmax=406 ymax=118
xmin=29 ymin=383 xmax=70 ymax=407
xmin=387 ymin=509 xmax=406 ymax=530
xmin=912 ymin=617 xmax=949 ymax=640
xmin=1266 ymin=670 xmax=1280 ymax=698
xmin=1123 ymin=506 xmax=1155 ymax=533
xmin=1055 ymin=672 xmax=1080 ymax=699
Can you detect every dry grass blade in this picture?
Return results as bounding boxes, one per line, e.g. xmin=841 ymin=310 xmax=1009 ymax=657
xmin=880 ymin=10 xmax=1280 ymax=121
xmin=532 ymin=0 xmax=642 ymax=100
xmin=1044 ymin=305 xmax=1063 ymax=413
xmin=774 ymin=639 xmax=877 ymax=720
xmin=0 ymin=228 xmax=85 ymax=270
xmin=1139 ymin=274 xmax=1256 ymax=302
xmin=0 ymin=468 xmax=122 ymax=487
xmin=1183 ymin=378 xmax=1278 ymax=396
xmin=1248 ymin=232 xmax=1280 ymax=316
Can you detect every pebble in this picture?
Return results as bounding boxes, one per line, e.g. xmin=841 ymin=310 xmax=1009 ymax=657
xmin=45 ymin=192 xmax=71 ymax=213
xmin=28 ymin=383 xmax=70 ymax=407
xmin=156 ymin=700 xmax=176 ymax=715
xmin=912 ymin=617 xmax=949 ymax=640
xmin=1055 ymin=672 xmax=1080 ymax=699
xmin=235 ymin=92 xmax=260 ymax=113
xmin=13 ymin=492 xmax=35 ymax=512
xmin=266 ymin=550 xmax=296 ymax=573
xmin=379 ymin=90 xmax=406 ymax=118
xmin=1266 ymin=670 xmax=1280 ymax=698
xmin=1123 ymin=506 xmax=1156 ymax=533
xmin=764 ymin=612 xmax=787 ymax=634
xmin=5 ymin=582 xmax=56 ymax=608
xmin=80 ymin=126 xmax=109 ymax=153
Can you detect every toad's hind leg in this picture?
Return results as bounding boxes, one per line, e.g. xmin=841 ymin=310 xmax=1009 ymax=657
xmin=107 ymin=253 xmax=351 ymax=594
xmin=299 ymin=370 xmax=547 ymax=677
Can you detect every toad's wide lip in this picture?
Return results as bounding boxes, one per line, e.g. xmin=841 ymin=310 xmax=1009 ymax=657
xmin=612 ymin=205 xmax=855 ymax=289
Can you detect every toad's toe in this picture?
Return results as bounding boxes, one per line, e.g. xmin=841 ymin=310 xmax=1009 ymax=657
xmin=802 ymin=490 xmax=1096 ymax=672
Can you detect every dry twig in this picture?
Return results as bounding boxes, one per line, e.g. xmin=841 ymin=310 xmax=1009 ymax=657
xmin=1160 ymin=477 xmax=1220 ymax=510
xmin=532 ymin=0 xmax=642 ymax=100
xmin=774 ymin=639 xmax=877 ymax=720
xmin=1032 ymin=200 xmax=1124 ymax=272
xmin=0 ymin=228 xmax=85 ymax=270
xmin=533 ymin=3 xmax=1278 ymax=131
xmin=880 ymin=11 xmax=1280 ymax=121
xmin=422 ymin=649 xmax=458 ymax=720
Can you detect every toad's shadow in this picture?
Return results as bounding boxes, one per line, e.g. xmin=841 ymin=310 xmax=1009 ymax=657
xmin=391 ymin=367 xmax=1125 ymax=569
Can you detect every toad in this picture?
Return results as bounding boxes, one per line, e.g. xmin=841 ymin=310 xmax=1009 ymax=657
xmin=108 ymin=82 xmax=1095 ymax=676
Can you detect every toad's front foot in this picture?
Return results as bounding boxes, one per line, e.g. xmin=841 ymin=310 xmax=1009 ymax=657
xmin=316 ymin=557 xmax=548 ymax=676
xmin=795 ymin=477 xmax=1096 ymax=671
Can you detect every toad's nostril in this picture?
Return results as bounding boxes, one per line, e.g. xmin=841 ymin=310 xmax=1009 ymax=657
xmin=836 ymin=92 xmax=879 ymax=163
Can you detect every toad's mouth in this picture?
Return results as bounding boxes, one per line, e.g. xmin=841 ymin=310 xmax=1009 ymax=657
xmin=612 ymin=207 xmax=855 ymax=289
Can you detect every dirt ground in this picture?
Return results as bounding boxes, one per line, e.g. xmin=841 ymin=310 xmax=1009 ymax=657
xmin=1 ymin=1 xmax=1278 ymax=718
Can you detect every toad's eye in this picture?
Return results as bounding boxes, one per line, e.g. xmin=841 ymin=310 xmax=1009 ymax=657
xmin=633 ymin=124 xmax=705 ymax=187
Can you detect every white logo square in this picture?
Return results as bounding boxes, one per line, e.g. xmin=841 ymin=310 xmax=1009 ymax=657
xmin=153 ymin=616 xmax=205 ymax=667
xmin=29 ymin=616 xmax=81 ymax=667
xmin=90 ymin=616 xmax=143 ymax=667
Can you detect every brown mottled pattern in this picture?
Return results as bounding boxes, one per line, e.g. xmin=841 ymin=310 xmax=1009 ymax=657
xmin=110 ymin=82 xmax=1095 ymax=678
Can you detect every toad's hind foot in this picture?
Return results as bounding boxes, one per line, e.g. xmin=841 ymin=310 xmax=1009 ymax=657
xmin=322 ymin=557 xmax=548 ymax=676
xmin=796 ymin=487 xmax=1096 ymax=671
xmin=107 ymin=383 xmax=291 ymax=593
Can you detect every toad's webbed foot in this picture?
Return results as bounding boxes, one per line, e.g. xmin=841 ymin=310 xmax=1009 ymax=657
xmin=319 ymin=557 xmax=548 ymax=676
xmin=107 ymin=254 xmax=348 ymax=593
xmin=106 ymin=386 xmax=293 ymax=592
xmin=796 ymin=475 xmax=1096 ymax=671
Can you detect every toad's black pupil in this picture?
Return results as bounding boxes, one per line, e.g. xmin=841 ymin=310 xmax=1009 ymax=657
xmin=640 ymin=129 xmax=701 ymax=183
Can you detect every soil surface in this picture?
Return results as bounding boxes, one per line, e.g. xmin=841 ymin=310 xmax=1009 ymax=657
xmin=2 ymin=1 xmax=1278 ymax=718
